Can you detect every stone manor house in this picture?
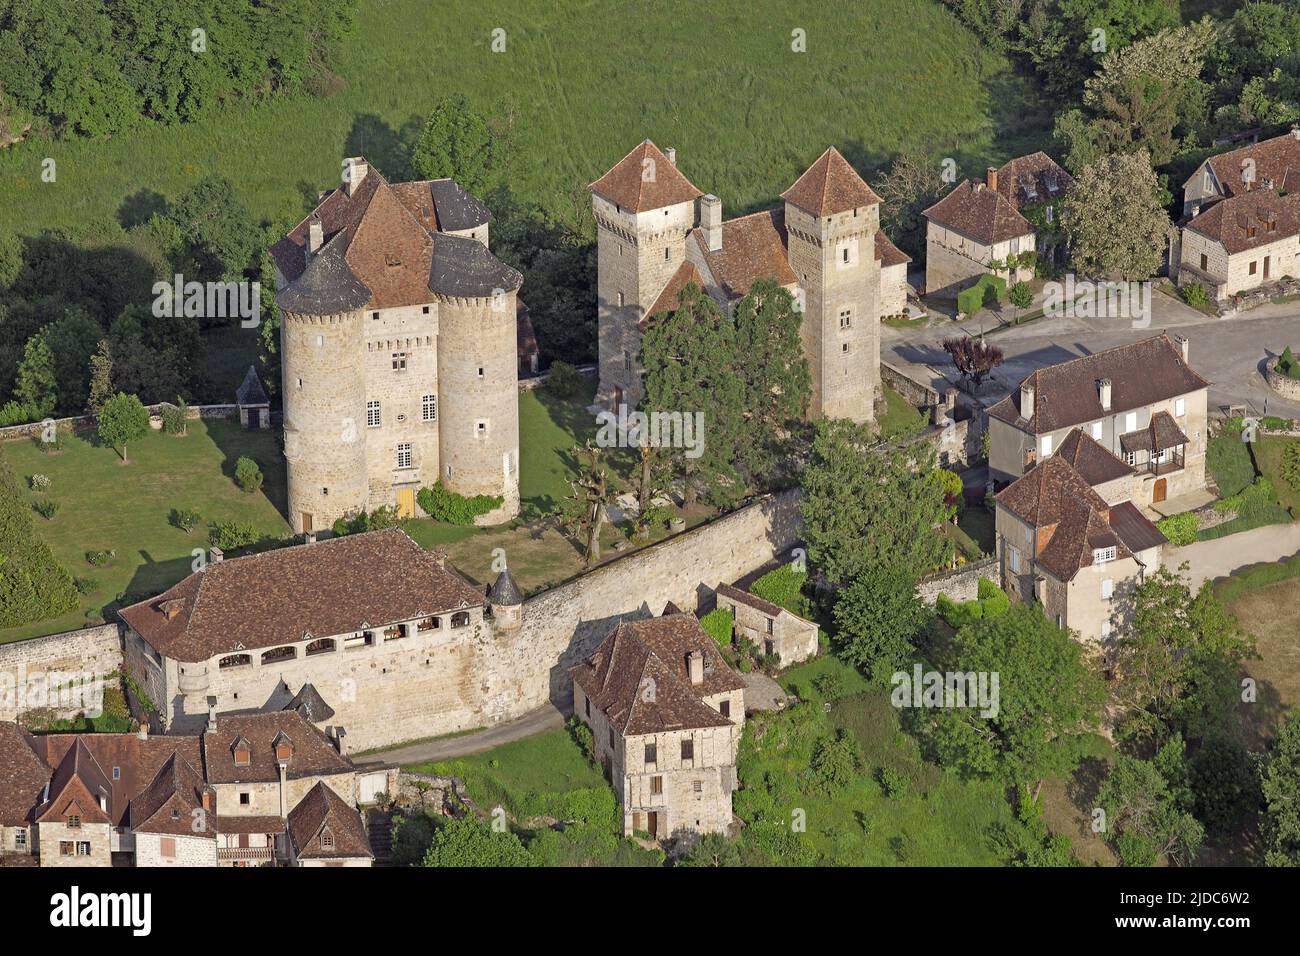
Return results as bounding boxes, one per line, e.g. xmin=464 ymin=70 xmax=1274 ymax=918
xmin=591 ymin=140 xmax=912 ymax=424
xmin=269 ymin=157 xmax=526 ymax=534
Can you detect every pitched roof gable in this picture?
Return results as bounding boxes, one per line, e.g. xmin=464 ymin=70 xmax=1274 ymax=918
xmin=689 ymin=208 xmax=798 ymax=300
xmin=1198 ymin=130 xmax=1300 ymax=199
xmin=1184 ymin=188 xmax=1300 ymax=254
xmin=0 ymin=722 xmax=51 ymax=825
xmin=781 ymin=147 xmax=881 ymax=216
xmin=589 ymin=140 xmax=703 ymax=212
xmin=923 ymin=179 xmax=1033 ymax=245
xmin=1054 ymin=428 xmax=1136 ymax=486
xmin=287 ymin=781 xmax=372 ymax=859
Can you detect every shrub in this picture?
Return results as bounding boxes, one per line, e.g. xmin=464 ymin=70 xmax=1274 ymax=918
xmin=210 ymin=519 xmax=260 ymax=551
xmin=813 ymin=671 xmax=846 ymax=701
xmin=234 ymin=456 xmax=263 ymax=494
xmin=72 ymin=576 xmax=97 ymax=595
xmin=1282 ymin=442 xmax=1300 ymax=491
xmin=956 ymin=274 xmax=1006 ymax=315
xmin=1261 ymin=416 xmax=1293 ymax=431
xmin=0 ymin=449 xmax=78 ymax=627
xmin=417 ymin=481 xmax=504 ymax=525
xmin=29 ymin=473 xmax=51 ymax=491
xmin=160 ymin=398 xmax=189 ymax=435
xmin=807 ymin=730 xmax=859 ymax=794
xmin=31 ymin=498 xmax=59 ymax=520
xmin=1179 ymin=282 xmax=1210 ymax=308
xmin=699 ymin=607 xmax=734 ymax=649
xmin=738 ymin=657 xmax=754 ymax=673
xmin=332 ymin=506 xmax=400 ymax=536
xmin=1156 ymin=512 xmax=1199 ymax=546
xmin=170 ymin=508 xmax=202 ymax=534
xmin=750 ymin=563 xmax=812 ymax=618
xmin=877 ymin=766 xmax=908 ymax=799
xmin=976 ymin=577 xmax=1010 ymax=617
xmin=1279 ymin=346 xmax=1300 ymax=380
xmin=566 ymin=715 xmax=596 ymax=765
xmin=85 ymin=549 xmax=116 ymax=566
xmin=544 ymin=360 xmax=586 ymax=398
xmin=0 ymin=401 xmax=41 ymax=427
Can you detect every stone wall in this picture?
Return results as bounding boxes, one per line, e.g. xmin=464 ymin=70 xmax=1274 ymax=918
xmin=0 ymin=404 xmax=237 ymax=443
xmin=881 ymin=361 xmax=939 ymax=409
xmin=1264 ymin=355 xmax=1300 ymax=401
xmin=0 ymin=623 xmax=124 ymax=722
xmin=916 ymin=555 xmax=998 ymax=605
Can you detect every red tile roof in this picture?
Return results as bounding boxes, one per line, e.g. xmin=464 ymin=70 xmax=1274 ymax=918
xmin=129 ymin=753 xmax=213 ymax=836
xmin=923 ymin=179 xmax=1033 ymax=245
xmin=589 ymin=140 xmax=703 ymax=212
xmin=202 ymin=711 xmax=352 ymax=785
xmin=1197 ymin=130 xmax=1300 ymax=200
xmin=1054 ymin=428 xmax=1135 ymax=486
xmin=644 ymin=261 xmax=705 ymax=322
xmin=120 ymin=528 xmax=486 ymax=663
xmin=1184 ymin=189 xmax=1300 ymax=254
xmin=287 ymin=781 xmax=372 ymax=860
xmin=690 ymin=208 xmax=798 ymax=300
xmin=781 ymin=147 xmax=881 ymax=216
xmin=0 ymin=722 xmax=51 ymax=825
xmin=994 ymin=151 xmax=1073 ymax=209
xmin=875 ymin=231 xmax=911 ymax=267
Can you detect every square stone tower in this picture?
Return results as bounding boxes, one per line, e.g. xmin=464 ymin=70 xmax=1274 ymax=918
xmin=781 ymin=147 xmax=882 ymax=424
xmin=590 ymin=140 xmax=703 ymax=410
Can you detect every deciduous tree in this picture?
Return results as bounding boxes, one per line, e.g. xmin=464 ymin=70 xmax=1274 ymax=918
xmin=1063 ymin=149 xmax=1170 ymax=280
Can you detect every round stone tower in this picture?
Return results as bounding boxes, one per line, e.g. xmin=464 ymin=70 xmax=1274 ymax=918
xmin=488 ymin=566 xmax=523 ymax=632
xmin=433 ymin=233 xmax=524 ymax=523
xmin=279 ymin=233 xmax=372 ymax=534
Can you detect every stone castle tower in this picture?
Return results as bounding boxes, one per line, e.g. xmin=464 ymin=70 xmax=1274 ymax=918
xmin=270 ymin=157 xmax=523 ymax=534
xmin=590 ymin=142 xmax=882 ymax=424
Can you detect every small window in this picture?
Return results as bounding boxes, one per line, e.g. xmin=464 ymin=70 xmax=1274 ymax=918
xmin=617 ymin=291 xmax=625 ymax=307
xmin=396 ymin=443 xmax=412 ymax=469
xmin=766 ymin=617 xmax=774 ymax=635
xmin=664 ymin=247 xmax=671 ymax=261
xmin=67 ymin=815 xmax=80 ymax=829
xmin=392 ymin=352 xmax=407 ymax=371
xmin=112 ymin=767 xmax=121 ymax=780
xmin=14 ymin=829 xmax=25 ymax=848
xmin=645 ymin=743 xmax=657 ymax=765
xmin=367 ymin=401 xmax=381 ymax=427
xmin=719 ymin=699 xmax=730 ymax=718
xmin=60 ymin=842 xmax=74 ymax=857
xmin=842 ymin=343 xmax=849 ymax=353
xmin=1094 ymin=546 xmax=1117 ymax=564
xmin=422 ymin=394 xmax=437 ymax=422
xmin=450 ymin=611 xmax=471 ymax=628
xmin=476 ymin=420 xmax=489 ymax=438
xmin=422 ymin=305 xmax=430 ymax=314
xmin=651 ymin=776 xmax=663 ymax=795
xmin=371 ymin=311 xmax=379 ymax=320
xmin=693 ymin=780 xmax=703 ymax=793
xmin=1125 ymin=450 xmax=1136 ymax=467
xmin=321 ymin=829 xmax=334 ymax=851
xmin=235 ymin=748 xmax=251 ymax=768
xmin=1174 ymin=398 xmax=1185 ymax=417
xmin=681 ymin=739 xmax=694 ymax=761
xmin=239 ymin=791 xmax=251 ymax=805
xmin=1249 ymin=260 xmax=1257 ymax=275
xmin=839 ymin=308 xmax=852 ymax=329
xmin=842 ymin=248 xmax=849 ymax=263
xmin=1101 ymin=578 xmax=1114 ymax=599
xmin=1040 ymin=435 xmax=1053 ymax=457
xmin=160 ymin=837 xmax=176 ymax=859
xmin=1199 ymin=253 xmax=1208 ymax=271
xmin=1090 ymin=421 xmax=1102 ymax=440
xmin=76 ymin=842 xmax=91 ymax=856
xmin=477 ymin=366 xmax=485 ymax=378
xmin=1008 ymin=545 xmax=1021 ymax=575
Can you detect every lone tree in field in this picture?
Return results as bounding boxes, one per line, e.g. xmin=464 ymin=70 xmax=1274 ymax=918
xmin=943 ymin=335 xmax=1004 ymax=389
xmin=562 ymin=443 xmax=613 ymax=566
xmin=97 ymin=392 xmax=150 ymax=463
xmin=1063 ymin=149 xmax=1170 ymax=280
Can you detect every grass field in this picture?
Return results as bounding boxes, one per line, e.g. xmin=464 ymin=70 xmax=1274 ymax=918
xmin=0 ymin=421 xmax=290 ymax=644
xmin=0 ymin=1 xmax=1049 ymax=239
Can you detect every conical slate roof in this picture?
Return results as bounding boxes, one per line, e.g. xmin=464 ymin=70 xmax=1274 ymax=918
xmin=283 ymin=683 xmax=336 ymax=724
xmin=235 ymin=365 xmax=268 ymax=406
xmin=276 ymin=229 xmax=371 ymax=314
xmin=488 ymin=569 xmax=523 ymax=607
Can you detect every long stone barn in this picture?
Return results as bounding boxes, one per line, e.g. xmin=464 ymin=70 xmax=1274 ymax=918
xmin=118 ymin=494 xmax=800 ymax=752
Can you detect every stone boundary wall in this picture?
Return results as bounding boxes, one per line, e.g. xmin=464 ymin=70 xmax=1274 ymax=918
xmin=881 ymin=361 xmax=940 ymax=409
xmin=0 ymin=403 xmax=238 ymax=442
xmin=1264 ymin=356 xmax=1300 ymax=402
xmin=0 ymin=623 xmax=125 ymax=722
xmin=916 ymin=555 xmax=998 ymax=605
xmin=1217 ymin=277 xmax=1300 ymax=318
xmin=517 ymin=363 xmax=597 ymax=393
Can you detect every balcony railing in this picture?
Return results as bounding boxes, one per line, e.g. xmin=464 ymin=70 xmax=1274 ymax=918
xmin=1148 ymin=448 xmax=1184 ymax=476
xmin=217 ymin=846 xmax=276 ymax=862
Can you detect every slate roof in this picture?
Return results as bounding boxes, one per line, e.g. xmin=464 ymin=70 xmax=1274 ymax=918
xmin=1183 ymin=188 xmax=1300 ymax=254
xmin=120 ymin=527 xmax=485 ymax=662
xmin=690 ymin=208 xmax=798 ymax=300
xmin=781 ymin=146 xmax=881 ymax=216
xmin=1054 ymin=429 xmax=1135 ymax=486
xmin=994 ymin=151 xmax=1073 ymax=209
xmin=589 ymin=140 xmax=703 ymax=212
xmin=570 ymin=614 xmax=745 ymax=737
xmin=235 ymin=365 xmax=268 ymax=406
xmin=1196 ymin=129 xmax=1300 ymax=200
xmin=0 ymin=722 xmax=51 ymax=826
xmin=128 ymin=753 xmax=212 ymax=836
xmin=287 ymin=781 xmax=372 ymax=860
xmin=284 ymin=683 xmax=336 ymax=724
xmin=923 ymin=179 xmax=1033 ymax=245
xmin=202 ymin=711 xmax=352 ymax=785
xmin=488 ymin=569 xmax=523 ymax=607
xmin=270 ymin=159 xmax=519 ymax=314
xmin=987 ymin=334 xmax=1209 ymax=435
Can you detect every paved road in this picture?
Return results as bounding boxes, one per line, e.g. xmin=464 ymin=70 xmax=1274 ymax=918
xmin=1165 ymin=522 xmax=1300 ymax=592
xmin=354 ymin=703 xmax=568 ymax=767
xmin=884 ymin=295 xmax=1300 ymax=420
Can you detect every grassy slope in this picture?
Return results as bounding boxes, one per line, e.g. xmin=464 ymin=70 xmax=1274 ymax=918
xmin=1 ymin=421 xmax=289 ymax=644
xmin=0 ymin=0 xmax=1047 ymax=236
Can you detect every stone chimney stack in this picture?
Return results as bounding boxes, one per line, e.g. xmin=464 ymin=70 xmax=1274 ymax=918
xmin=333 ymin=726 xmax=348 ymax=757
xmin=342 ymin=156 xmax=369 ymax=197
xmin=1019 ymin=381 xmax=1035 ymax=418
xmin=686 ymin=650 xmax=704 ymax=686
xmin=987 ymin=166 xmax=998 ymax=191
xmin=209 ymin=547 xmax=223 ymax=565
xmin=665 ymin=147 xmax=677 ymax=166
xmin=278 ymin=761 xmax=288 ymax=819
xmin=701 ymin=195 xmax=723 ymax=252
xmin=207 ymin=697 xmax=218 ymax=733
xmin=202 ymin=788 xmax=214 ymax=813
xmin=1099 ymin=378 xmax=1113 ymax=411
xmin=1174 ymin=334 xmax=1189 ymax=363
xmin=308 ymin=219 xmax=323 ymax=255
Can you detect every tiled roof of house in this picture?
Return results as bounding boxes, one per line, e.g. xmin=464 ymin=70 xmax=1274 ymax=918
xmin=781 ymin=147 xmax=881 ymax=216
xmin=875 ymin=231 xmax=911 ymax=267
xmin=1108 ymin=500 xmax=1168 ymax=554
xmin=1119 ymin=411 xmax=1190 ymax=454
xmin=120 ymin=528 xmax=485 ymax=662
xmin=690 ymin=208 xmax=798 ymax=300
xmin=1197 ymin=129 xmax=1300 ymax=199
xmin=644 ymin=260 xmax=706 ymax=321
xmin=214 ymin=814 xmax=286 ymax=834
xmin=1054 ymin=429 xmax=1135 ymax=486
xmin=287 ymin=781 xmax=372 ymax=860
xmin=994 ymin=151 xmax=1073 ymax=209
xmin=1183 ymin=188 xmax=1300 ymax=254
xmin=0 ymin=722 xmax=51 ymax=826
xmin=32 ymin=733 xmax=203 ymax=829
xmin=996 ymin=455 xmax=1112 ymax=529
xmin=589 ymin=140 xmax=703 ymax=212
xmin=715 ymin=582 xmax=785 ymax=620
xmin=570 ymin=614 xmax=745 ymax=737
xmin=987 ymin=334 xmax=1209 ymax=434
xmin=202 ymin=711 xmax=352 ymax=785
xmin=128 ymin=753 xmax=212 ymax=836
xmin=270 ymin=160 xmax=520 ymax=313
xmin=1036 ymin=498 xmax=1131 ymax=583
xmin=923 ymin=179 xmax=1034 ymax=245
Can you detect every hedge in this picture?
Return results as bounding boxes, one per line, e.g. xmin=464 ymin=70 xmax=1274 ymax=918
xmin=699 ymin=607 xmax=734 ymax=649
xmin=1156 ymin=512 xmax=1198 ymax=546
xmin=956 ymin=274 xmax=1006 ymax=315
xmin=750 ymin=564 xmax=812 ymax=618
xmin=416 ymin=482 xmax=504 ymax=525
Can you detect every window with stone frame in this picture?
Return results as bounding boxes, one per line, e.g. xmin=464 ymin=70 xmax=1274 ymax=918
xmin=392 ymin=352 xmax=407 ymax=371
xmin=422 ymin=394 xmax=437 ymax=422
xmin=681 ymin=738 xmax=694 ymax=761
xmin=366 ymin=401 xmax=381 ymax=427
xmin=644 ymin=743 xmax=657 ymax=766
xmin=396 ymin=443 xmax=412 ymax=469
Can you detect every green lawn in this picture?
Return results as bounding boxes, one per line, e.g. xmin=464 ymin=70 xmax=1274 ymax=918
xmin=0 ymin=0 xmax=1049 ymax=238
xmin=1254 ymin=434 xmax=1300 ymax=517
xmin=878 ymin=384 xmax=928 ymax=441
xmin=1 ymin=421 xmax=290 ymax=644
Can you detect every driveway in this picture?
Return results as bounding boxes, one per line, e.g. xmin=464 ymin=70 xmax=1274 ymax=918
xmin=354 ymin=703 xmax=568 ymax=768
xmin=1165 ymin=522 xmax=1300 ymax=592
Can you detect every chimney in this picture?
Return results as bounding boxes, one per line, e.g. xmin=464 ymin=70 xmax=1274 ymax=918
xmin=202 ymin=788 xmax=214 ymax=813
xmin=686 ymin=650 xmax=704 ymax=686
xmin=206 ymin=697 xmax=218 ymax=733
xmin=137 ymin=723 xmax=148 ymax=741
xmin=342 ymin=157 xmax=369 ymax=197
xmin=303 ymin=531 xmax=317 ymax=545
xmin=1019 ymin=381 xmax=1035 ymax=418
xmin=308 ymin=219 xmax=323 ymax=254
xmin=1099 ymin=378 xmax=1113 ymax=411
xmin=701 ymin=194 xmax=722 ymax=252
xmin=209 ymin=547 xmax=223 ymax=564
xmin=1173 ymin=334 xmax=1189 ymax=363
xmin=333 ymin=726 xmax=348 ymax=757
xmin=278 ymin=761 xmax=288 ymax=819
xmin=665 ymin=147 xmax=677 ymax=166
xmin=987 ymin=166 xmax=998 ymax=192
xmin=98 ymin=793 xmax=107 ymax=812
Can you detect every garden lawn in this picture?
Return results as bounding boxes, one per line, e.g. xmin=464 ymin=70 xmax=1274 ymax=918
xmin=878 ymin=384 xmax=928 ymax=441
xmin=0 ymin=1 xmax=1050 ymax=238
xmin=1 ymin=421 xmax=290 ymax=644
xmin=1253 ymin=435 xmax=1300 ymax=518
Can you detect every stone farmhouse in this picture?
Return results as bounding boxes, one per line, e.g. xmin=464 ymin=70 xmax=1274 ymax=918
xmin=118 ymin=527 xmax=513 ymax=751
xmin=1176 ymin=129 xmax=1300 ymax=300
xmin=591 ymin=140 xmax=912 ymax=424
xmin=269 ymin=156 xmax=525 ymax=534
xmin=994 ymin=430 xmax=1167 ymax=645
xmin=0 ymin=708 xmax=379 ymax=867
xmin=923 ymin=152 xmax=1073 ymax=298
xmin=987 ymin=333 xmax=1210 ymax=509
xmin=714 ymin=582 xmax=818 ymax=665
xmin=571 ymin=611 xmax=745 ymax=840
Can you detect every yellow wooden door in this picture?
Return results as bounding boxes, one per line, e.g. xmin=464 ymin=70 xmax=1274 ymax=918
xmin=397 ymin=488 xmax=416 ymax=519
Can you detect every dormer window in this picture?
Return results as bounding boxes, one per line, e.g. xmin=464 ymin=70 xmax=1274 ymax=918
xmin=67 ymin=814 xmax=80 ymax=829
xmin=321 ymin=828 xmax=334 ymax=851
xmin=1094 ymin=546 xmax=1116 ymax=564
xmin=233 ymin=737 xmax=252 ymax=767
